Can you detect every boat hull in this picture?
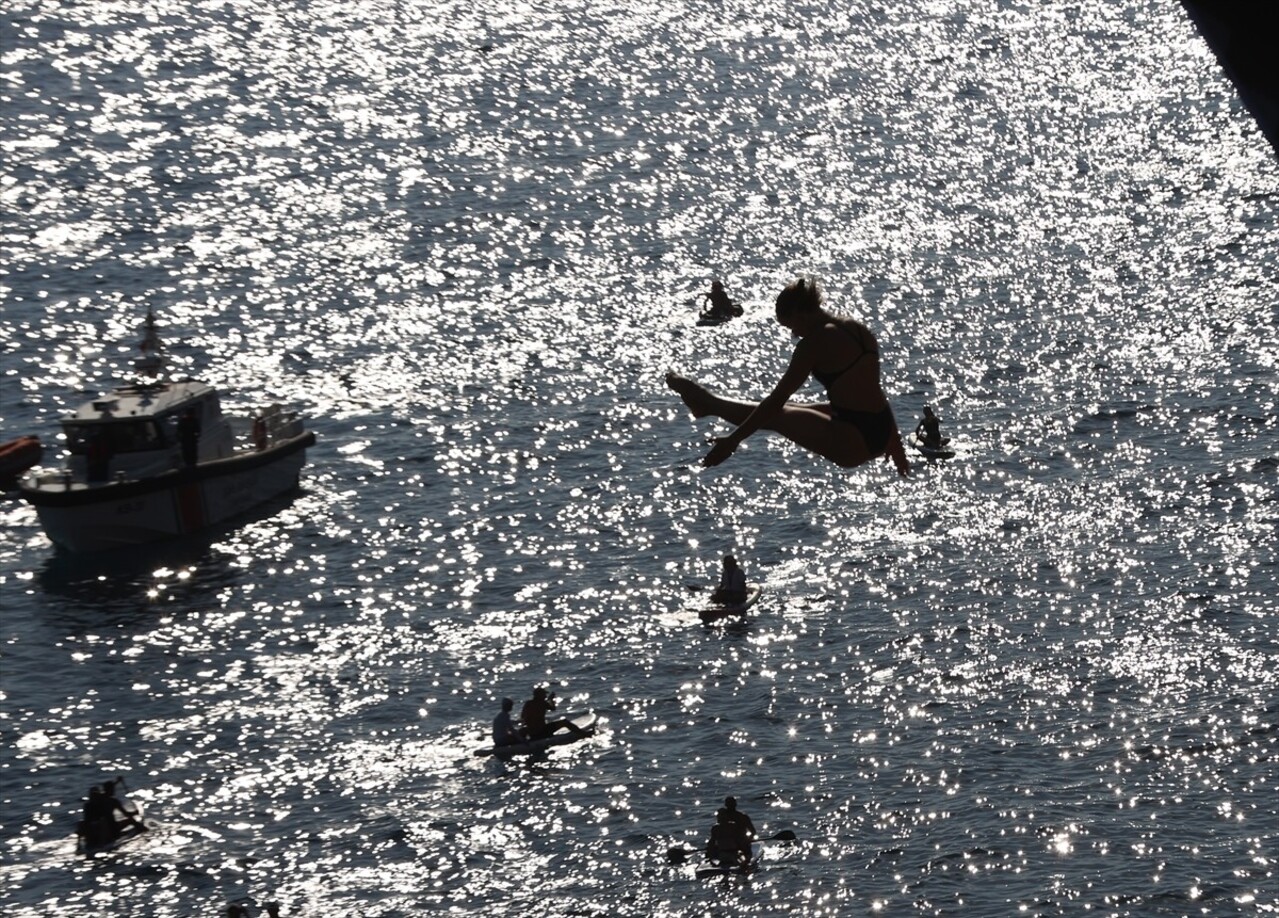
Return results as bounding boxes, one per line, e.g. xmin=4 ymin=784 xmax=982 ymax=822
xmin=22 ymin=432 xmax=314 ymax=552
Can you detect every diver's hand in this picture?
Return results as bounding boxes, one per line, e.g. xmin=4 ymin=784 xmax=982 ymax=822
xmin=703 ymin=437 xmax=738 ymax=467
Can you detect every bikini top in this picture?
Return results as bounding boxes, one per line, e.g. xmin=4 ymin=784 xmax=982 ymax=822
xmin=812 ymin=323 xmax=878 ymax=389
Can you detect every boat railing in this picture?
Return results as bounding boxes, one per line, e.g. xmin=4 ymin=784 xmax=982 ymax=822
xmin=249 ymin=405 xmax=304 ymax=450
xmin=24 ymin=447 xmax=181 ymax=489
xmin=25 ymin=469 xmax=75 ymax=491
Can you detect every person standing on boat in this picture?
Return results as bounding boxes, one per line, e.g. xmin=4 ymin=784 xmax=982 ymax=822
xmin=723 ymin=796 xmax=757 ymax=842
xmin=520 ymin=687 xmax=587 ymax=741
xmin=252 ymin=413 xmax=268 ymax=451
xmin=668 ymin=277 xmax=910 ymax=476
xmin=711 ymin=555 xmax=747 ymax=606
xmin=705 ymin=807 xmax=752 ymax=866
xmin=177 ymin=408 xmax=201 ymax=467
xmin=85 ymin=430 xmax=111 ymax=483
xmin=492 ymin=697 xmax=521 ymax=747
xmin=914 ymin=405 xmax=944 ymax=449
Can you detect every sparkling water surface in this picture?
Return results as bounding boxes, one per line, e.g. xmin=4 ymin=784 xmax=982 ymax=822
xmin=2 ymin=0 xmax=1277 ymax=915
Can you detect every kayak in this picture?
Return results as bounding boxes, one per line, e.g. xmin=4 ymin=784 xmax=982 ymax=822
xmin=698 ymin=584 xmax=761 ymax=623
xmin=909 ymin=434 xmax=955 ymax=460
xmin=695 ymin=843 xmax=761 ymax=878
xmin=473 ymin=711 xmax=597 ymax=759
xmin=668 ymin=830 xmax=792 ymax=875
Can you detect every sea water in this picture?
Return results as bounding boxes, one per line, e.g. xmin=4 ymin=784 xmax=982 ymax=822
xmin=1 ymin=1 xmax=1276 ymax=914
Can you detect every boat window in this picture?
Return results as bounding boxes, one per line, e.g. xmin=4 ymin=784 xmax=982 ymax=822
xmin=64 ymin=421 xmax=167 ymax=454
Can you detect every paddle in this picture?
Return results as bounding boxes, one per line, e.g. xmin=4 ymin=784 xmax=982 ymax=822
xmin=667 ymin=830 xmax=797 ymax=864
xmin=108 ymin=776 xmax=150 ymax=831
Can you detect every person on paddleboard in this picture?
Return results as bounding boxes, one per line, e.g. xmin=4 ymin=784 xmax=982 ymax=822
xmin=723 ymin=796 xmax=757 ymax=841
xmin=711 ymin=555 xmax=747 ymax=606
xmin=492 ymin=698 xmax=521 ymax=747
xmin=668 ymin=277 xmax=910 ymax=476
xmin=520 ymin=687 xmax=588 ymax=741
xmin=706 ymin=807 xmax=752 ymax=866
xmin=914 ymin=405 xmax=944 ymax=449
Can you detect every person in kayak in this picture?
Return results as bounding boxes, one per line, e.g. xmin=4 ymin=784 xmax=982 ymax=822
xmin=668 ymin=276 xmax=910 ymax=476
xmin=520 ymin=687 xmax=588 ymax=741
xmin=492 ymin=697 xmax=522 ymax=747
xmin=706 ymin=807 xmax=752 ymax=866
xmin=700 ymin=280 xmax=741 ymax=322
xmin=711 ymin=555 xmax=747 ymax=606
xmin=723 ymin=796 xmax=757 ymax=841
xmin=914 ymin=405 xmax=945 ymax=449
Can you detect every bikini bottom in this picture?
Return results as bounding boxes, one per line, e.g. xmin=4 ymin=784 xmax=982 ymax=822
xmin=832 ymin=405 xmax=892 ymax=457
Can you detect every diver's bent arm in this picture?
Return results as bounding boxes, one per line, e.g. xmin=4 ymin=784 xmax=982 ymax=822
xmin=723 ymin=352 xmax=812 ymax=449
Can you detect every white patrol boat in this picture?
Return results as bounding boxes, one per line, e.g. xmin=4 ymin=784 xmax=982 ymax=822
xmin=20 ymin=310 xmax=316 ymax=552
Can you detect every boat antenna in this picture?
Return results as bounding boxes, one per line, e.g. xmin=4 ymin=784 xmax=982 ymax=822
xmin=134 ymin=307 xmax=165 ymax=380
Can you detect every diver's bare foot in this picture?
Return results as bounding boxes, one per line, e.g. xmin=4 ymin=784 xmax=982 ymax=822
xmin=665 ymin=372 xmax=713 ymax=418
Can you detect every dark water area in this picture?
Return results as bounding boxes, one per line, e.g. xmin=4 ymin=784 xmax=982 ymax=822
xmin=2 ymin=0 xmax=1276 ymax=915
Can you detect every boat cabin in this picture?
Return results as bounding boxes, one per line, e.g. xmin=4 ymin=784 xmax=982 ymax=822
xmin=60 ymin=380 xmax=233 ymax=483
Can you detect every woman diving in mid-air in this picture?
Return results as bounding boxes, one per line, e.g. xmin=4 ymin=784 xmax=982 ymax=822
xmin=667 ymin=277 xmax=910 ymax=476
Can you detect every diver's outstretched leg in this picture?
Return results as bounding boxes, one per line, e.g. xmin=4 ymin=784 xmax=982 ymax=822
xmin=666 ymin=372 xmax=757 ymax=423
xmin=666 ymin=372 xmax=921 ymax=474
xmin=668 ymin=373 xmax=873 ymax=469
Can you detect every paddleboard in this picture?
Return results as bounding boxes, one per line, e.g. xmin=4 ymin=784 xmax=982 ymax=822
xmin=473 ymin=711 xmax=597 ymax=759
xmin=909 ymin=434 xmax=954 ymax=460
xmin=698 ymin=584 xmax=761 ymax=623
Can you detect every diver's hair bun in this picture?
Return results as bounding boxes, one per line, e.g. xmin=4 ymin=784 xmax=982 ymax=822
xmin=776 ymin=276 xmax=824 ymax=313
